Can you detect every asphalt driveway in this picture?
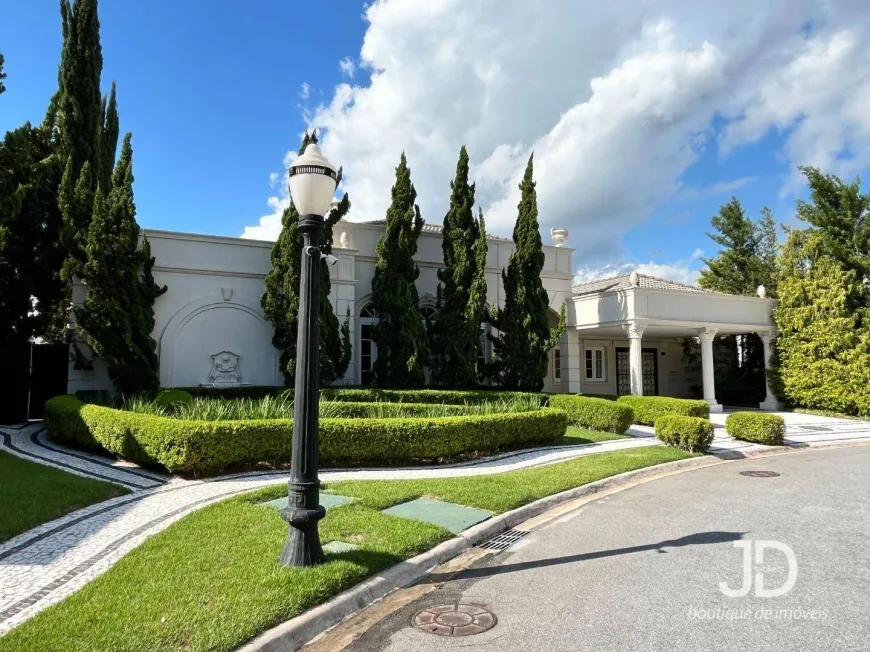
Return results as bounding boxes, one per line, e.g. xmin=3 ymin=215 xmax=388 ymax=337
xmin=347 ymin=446 xmax=870 ymax=652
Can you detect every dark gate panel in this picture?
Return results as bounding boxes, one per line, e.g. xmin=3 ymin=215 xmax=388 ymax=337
xmin=28 ymin=343 xmax=70 ymax=420
xmin=1 ymin=342 xmax=32 ymax=424
xmin=615 ymin=347 xmax=658 ymax=396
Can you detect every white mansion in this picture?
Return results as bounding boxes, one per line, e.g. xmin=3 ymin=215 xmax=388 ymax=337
xmin=68 ymin=221 xmax=780 ymax=411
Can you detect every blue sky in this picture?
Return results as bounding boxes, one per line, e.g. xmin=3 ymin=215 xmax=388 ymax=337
xmin=2 ymin=1 xmax=868 ymax=284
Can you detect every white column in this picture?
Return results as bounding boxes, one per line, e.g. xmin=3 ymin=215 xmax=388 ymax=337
xmin=623 ymin=322 xmax=647 ymax=396
xmin=698 ymin=327 xmax=723 ymax=413
xmin=757 ymin=330 xmax=781 ymax=411
xmin=562 ymin=329 xmax=582 ymax=394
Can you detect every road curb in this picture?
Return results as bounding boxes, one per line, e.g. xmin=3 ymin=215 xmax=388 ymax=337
xmin=237 ymin=454 xmax=719 ymax=652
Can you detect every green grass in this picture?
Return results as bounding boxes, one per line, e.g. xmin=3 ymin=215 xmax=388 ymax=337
xmin=556 ymin=425 xmax=628 ymax=446
xmin=0 ymin=451 xmax=129 ymax=543
xmin=0 ymin=445 xmax=691 ymax=652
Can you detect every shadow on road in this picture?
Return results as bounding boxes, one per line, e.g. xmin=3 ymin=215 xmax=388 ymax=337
xmin=429 ymin=530 xmax=746 ymax=582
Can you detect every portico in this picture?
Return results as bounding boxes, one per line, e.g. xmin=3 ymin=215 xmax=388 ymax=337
xmin=563 ymin=272 xmax=779 ymax=411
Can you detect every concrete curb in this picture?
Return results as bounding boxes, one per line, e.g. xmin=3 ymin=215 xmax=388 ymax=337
xmin=238 ymin=454 xmax=719 ymax=652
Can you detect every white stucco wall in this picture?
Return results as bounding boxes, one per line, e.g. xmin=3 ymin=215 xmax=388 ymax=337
xmin=68 ymin=221 xmax=575 ymax=393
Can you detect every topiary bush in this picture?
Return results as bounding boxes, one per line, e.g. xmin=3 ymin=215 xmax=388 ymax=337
xmin=549 ymin=395 xmax=633 ymax=433
xmin=654 ymin=414 xmax=715 ymax=453
xmin=616 ymin=396 xmax=709 ymax=425
xmin=580 ymin=393 xmax=620 ymax=401
xmin=153 ymin=389 xmax=194 ymax=410
xmin=44 ymin=396 xmax=568 ymax=475
xmin=320 ymin=388 xmax=547 ymax=405
xmin=725 ymin=412 xmax=785 ymax=446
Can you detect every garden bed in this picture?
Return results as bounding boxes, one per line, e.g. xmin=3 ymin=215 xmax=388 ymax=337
xmin=44 ymin=395 xmax=568 ymax=475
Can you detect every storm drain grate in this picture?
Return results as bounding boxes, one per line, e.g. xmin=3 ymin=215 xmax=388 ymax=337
xmin=412 ymin=604 xmax=497 ymax=636
xmin=477 ymin=528 xmax=529 ymax=551
xmin=798 ymin=425 xmax=833 ymax=432
xmin=739 ymin=470 xmax=780 ymax=478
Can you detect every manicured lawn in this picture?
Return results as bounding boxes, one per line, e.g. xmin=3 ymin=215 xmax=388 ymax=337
xmin=0 ymin=445 xmax=691 ymax=652
xmin=0 ymin=451 xmax=129 ymax=543
xmin=556 ymin=425 xmax=629 ymax=446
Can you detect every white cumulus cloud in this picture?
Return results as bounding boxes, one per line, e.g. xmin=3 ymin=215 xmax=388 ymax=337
xmin=244 ymin=0 xmax=870 ymax=265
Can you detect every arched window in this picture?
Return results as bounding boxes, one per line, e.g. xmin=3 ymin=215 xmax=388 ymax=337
xmin=359 ymin=304 xmax=380 ymax=386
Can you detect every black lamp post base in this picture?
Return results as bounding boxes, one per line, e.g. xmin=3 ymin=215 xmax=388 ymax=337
xmin=279 ymin=503 xmax=327 ymax=567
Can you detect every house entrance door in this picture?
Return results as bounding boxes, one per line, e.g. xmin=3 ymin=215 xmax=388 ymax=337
xmin=615 ymin=348 xmax=658 ymax=396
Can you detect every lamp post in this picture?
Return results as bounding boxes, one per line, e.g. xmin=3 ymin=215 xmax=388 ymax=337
xmin=278 ymin=142 xmax=338 ymax=567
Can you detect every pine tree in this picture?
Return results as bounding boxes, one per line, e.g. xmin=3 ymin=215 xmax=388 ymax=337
xmin=75 ymin=135 xmax=164 ymax=394
xmin=795 ymin=166 xmax=870 ymax=291
xmin=0 ymin=53 xmax=7 ymax=95
xmin=490 ymin=154 xmax=564 ymax=390
xmin=370 ymin=153 xmax=428 ymax=388
xmin=698 ymin=198 xmax=764 ymax=295
xmin=261 ymin=132 xmax=352 ymax=386
xmin=430 ymin=146 xmax=487 ymax=388
xmin=758 ymin=206 xmax=779 ymax=297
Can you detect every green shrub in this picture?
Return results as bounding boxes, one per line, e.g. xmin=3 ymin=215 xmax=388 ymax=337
xmin=616 ymin=396 xmax=709 ymax=425
xmin=320 ymin=388 xmax=547 ymax=406
xmin=175 ymin=386 xmax=286 ymax=399
xmin=153 ymin=390 xmax=194 ymax=410
xmin=580 ymin=393 xmax=620 ymax=401
xmin=725 ymin=412 xmax=785 ymax=446
xmin=549 ymin=395 xmax=633 ymax=433
xmin=654 ymin=414 xmax=714 ymax=452
xmin=44 ymin=396 xmax=568 ymax=475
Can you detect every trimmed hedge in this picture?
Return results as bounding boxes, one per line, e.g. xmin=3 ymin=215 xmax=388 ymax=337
xmin=655 ymin=414 xmax=714 ymax=453
xmin=320 ymin=388 xmax=547 ymax=406
xmin=154 ymin=389 xmax=194 ymax=410
xmin=725 ymin=412 xmax=785 ymax=446
xmin=580 ymin=393 xmax=620 ymax=402
xmin=174 ymin=386 xmax=286 ymax=399
xmin=549 ymin=395 xmax=633 ymax=433
xmin=616 ymin=395 xmax=709 ymax=425
xmin=44 ymin=396 xmax=567 ymax=475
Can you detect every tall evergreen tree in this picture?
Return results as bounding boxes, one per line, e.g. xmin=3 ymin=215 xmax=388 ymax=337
xmin=0 ymin=53 xmax=7 ymax=95
xmin=489 ymin=154 xmax=564 ymax=391
xmin=75 ymin=134 xmax=165 ymax=394
xmin=795 ymin=166 xmax=870 ymax=290
xmin=430 ymin=146 xmax=488 ymax=388
xmin=698 ymin=198 xmax=764 ymax=295
xmin=0 ymin=107 xmax=67 ymax=350
xmin=261 ymin=132 xmax=352 ymax=386
xmin=370 ymin=153 xmax=428 ymax=388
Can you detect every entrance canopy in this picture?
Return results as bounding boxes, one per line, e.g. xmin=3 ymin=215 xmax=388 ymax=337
xmin=562 ymin=273 xmax=779 ymax=411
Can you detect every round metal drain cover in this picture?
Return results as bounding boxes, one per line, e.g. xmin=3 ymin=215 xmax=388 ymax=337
xmin=412 ymin=603 xmax=497 ymax=636
xmin=740 ymin=470 xmax=780 ymax=477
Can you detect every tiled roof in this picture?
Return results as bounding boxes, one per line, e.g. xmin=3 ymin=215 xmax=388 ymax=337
xmin=572 ymin=273 xmax=718 ymax=297
xmin=359 ymin=220 xmax=512 ymax=241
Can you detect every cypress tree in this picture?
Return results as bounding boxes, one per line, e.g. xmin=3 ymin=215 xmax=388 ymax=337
xmin=370 ymin=153 xmax=428 ymax=388
xmin=0 ymin=53 xmax=6 ymax=95
xmin=75 ymin=134 xmax=164 ymax=394
xmin=430 ymin=146 xmax=487 ymax=388
xmin=490 ymin=154 xmax=564 ymax=391
xmin=262 ymin=132 xmax=352 ymax=386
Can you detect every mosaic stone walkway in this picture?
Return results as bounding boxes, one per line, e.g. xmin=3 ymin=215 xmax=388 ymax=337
xmin=1 ymin=410 xmax=868 ymax=635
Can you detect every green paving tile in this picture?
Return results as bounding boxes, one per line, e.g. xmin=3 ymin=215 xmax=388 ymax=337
xmin=323 ymin=541 xmax=360 ymax=554
xmin=259 ymin=493 xmax=355 ymax=511
xmin=381 ymin=498 xmax=493 ymax=534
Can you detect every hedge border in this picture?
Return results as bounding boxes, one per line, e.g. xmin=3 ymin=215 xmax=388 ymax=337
xmin=654 ymin=414 xmax=715 ymax=453
xmin=616 ymin=395 xmax=709 ymax=425
xmin=725 ymin=412 xmax=786 ymax=446
xmin=44 ymin=396 xmax=567 ymax=475
xmin=549 ymin=395 xmax=633 ymax=433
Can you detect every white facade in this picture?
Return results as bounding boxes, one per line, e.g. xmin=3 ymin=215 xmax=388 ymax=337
xmin=67 ymin=221 xmax=575 ymax=394
xmin=67 ymin=224 xmax=779 ymax=409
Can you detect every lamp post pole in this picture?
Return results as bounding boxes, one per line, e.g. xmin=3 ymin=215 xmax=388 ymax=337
xmin=278 ymin=142 xmax=337 ymax=567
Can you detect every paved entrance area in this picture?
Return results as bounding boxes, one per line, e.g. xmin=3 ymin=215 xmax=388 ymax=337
xmin=345 ymin=446 xmax=870 ymax=652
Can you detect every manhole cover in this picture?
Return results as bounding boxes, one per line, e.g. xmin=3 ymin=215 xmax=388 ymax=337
xmin=739 ymin=470 xmax=780 ymax=477
xmin=412 ymin=604 xmax=497 ymax=636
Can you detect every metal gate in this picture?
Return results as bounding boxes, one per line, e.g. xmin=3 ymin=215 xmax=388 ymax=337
xmin=1 ymin=342 xmax=69 ymax=424
xmin=615 ymin=348 xmax=658 ymax=396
